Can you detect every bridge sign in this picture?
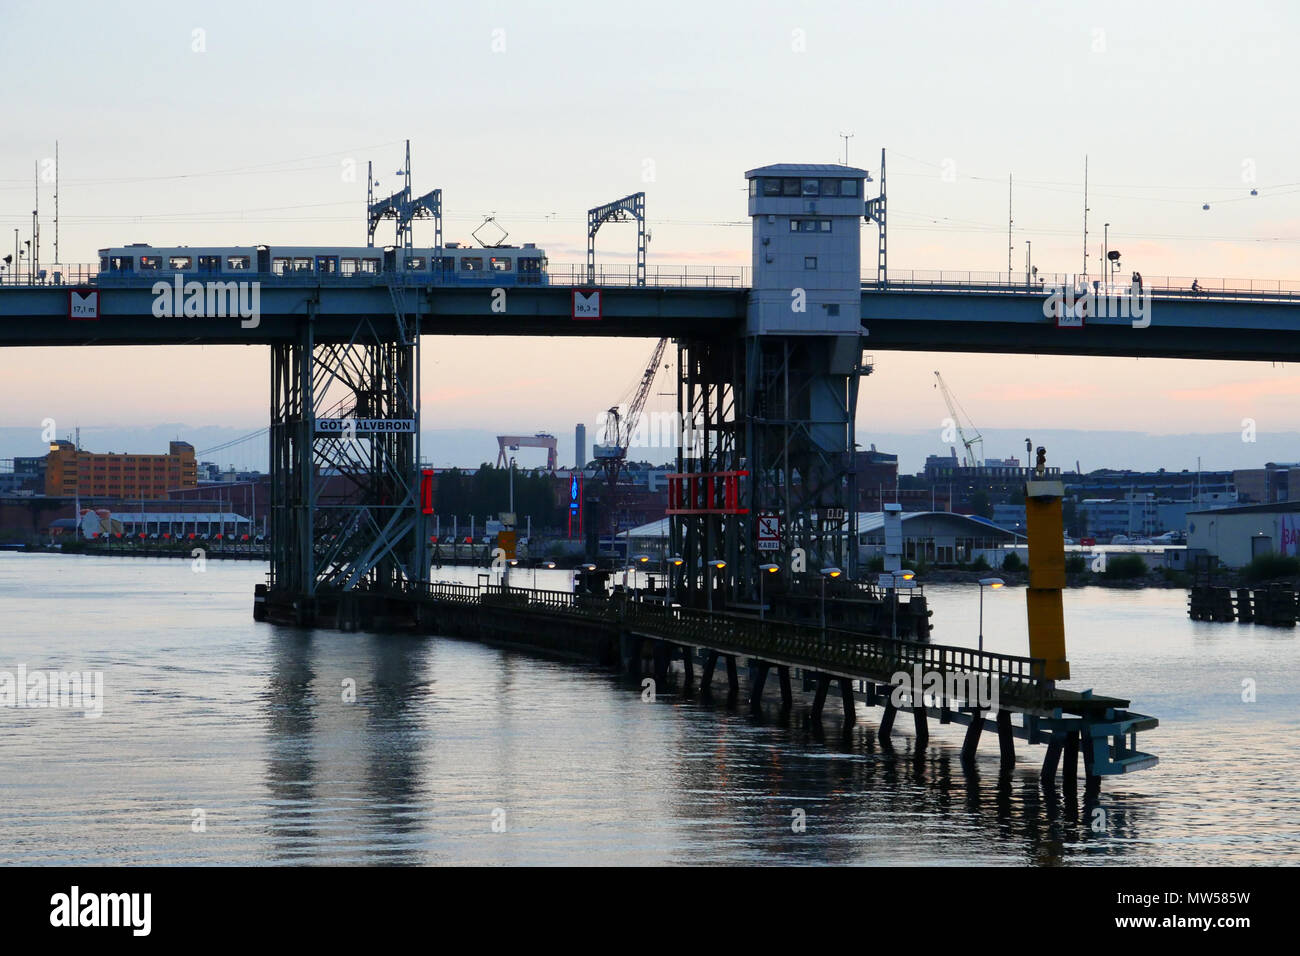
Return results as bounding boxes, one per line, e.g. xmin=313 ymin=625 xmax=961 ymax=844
xmin=757 ymin=511 xmax=780 ymax=550
xmin=68 ymin=289 xmax=98 ymax=321
xmin=315 ymin=418 xmax=415 ymax=434
xmin=572 ymin=289 xmax=601 ymax=320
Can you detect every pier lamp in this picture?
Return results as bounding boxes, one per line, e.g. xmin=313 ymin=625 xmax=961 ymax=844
xmin=759 ymin=563 xmax=780 ymax=621
xmin=665 ymin=554 xmax=684 ymax=612
xmin=707 ymin=559 xmax=727 ymax=613
xmin=977 ymin=577 xmax=1005 ymax=652
xmin=887 ymin=568 xmax=916 ymax=639
xmin=632 ymin=553 xmax=650 ymax=601
xmin=819 ymin=566 xmax=843 ymax=632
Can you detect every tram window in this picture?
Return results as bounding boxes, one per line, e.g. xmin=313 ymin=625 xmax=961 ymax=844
xmin=111 ymin=256 xmax=134 ymax=271
xmin=820 ymin=179 xmax=840 ymax=197
xmin=226 ymin=255 xmax=250 ymax=270
xmin=169 ymin=256 xmax=193 ymax=270
xmin=435 ymin=256 xmax=455 ymax=274
xmin=293 ymin=258 xmax=312 ymax=272
xmin=406 ymin=256 xmax=425 ymax=270
xmin=460 ymin=257 xmax=484 ymax=272
xmin=361 ymin=259 xmax=379 ymax=274
xmin=802 ymin=179 xmax=819 ymax=197
xmin=489 ymin=257 xmax=511 ymax=272
xmin=840 ymin=179 xmax=858 ymax=197
xmin=518 ymin=257 xmax=541 ymax=273
xmin=140 ymin=256 xmax=161 ymax=270
xmin=99 ymin=256 xmax=109 ymax=271
xmin=340 ymin=258 xmax=358 ymax=276
xmin=272 ymin=258 xmax=290 ymax=276
xmin=819 ymin=220 xmax=832 ymax=232
xmin=749 ymin=179 xmax=759 ymax=197
xmin=198 ymin=255 xmax=221 ymax=272
xmin=762 ymin=178 xmax=781 ymax=197
xmin=782 ymin=178 xmax=800 ymax=197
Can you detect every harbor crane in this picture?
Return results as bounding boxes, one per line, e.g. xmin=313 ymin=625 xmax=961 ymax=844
xmin=933 ymin=370 xmax=984 ymax=467
xmin=594 ymin=337 xmax=668 ymax=491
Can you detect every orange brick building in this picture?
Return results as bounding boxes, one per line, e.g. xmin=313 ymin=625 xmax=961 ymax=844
xmin=45 ymin=440 xmax=198 ymax=498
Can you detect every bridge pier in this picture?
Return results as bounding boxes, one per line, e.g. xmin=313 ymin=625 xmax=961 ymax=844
xmin=879 ymin=698 xmax=897 ymax=739
xmin=701 ymin=650 xmax=718 ymax=688
xmin=777 ymin=666 xmax=792 ymax=710
xmin=913 ymin=700 xmax=929 ymax=750
xmin=620 ymin=633 xmax=643 ymax=676
xmin=839 ymin=677 xmax=856 ymax=723
xmin=725 ymin=655 xmax=739 ymax=696
xmin=652 ymin=640 xmax=671 ymax=688
xmin=1063 ymin=730 xmax=1080 ymax=790
xmin=961 ymin=709 xmax=985 ymax=766
xmin=996 ymin=710 xmax=1016 ymax=769
xmin=750 ymin=660 xmax=771 ymax=710
xmin=810 ymin=673 xmax=831 ymax=720
xmin=1041 ymin=731 xmax=1064 ymax=785
xmin=681 ymin=645 xmax=695 ymax=689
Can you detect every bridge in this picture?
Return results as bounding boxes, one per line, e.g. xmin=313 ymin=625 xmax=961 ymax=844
xmin=2 ymin=266 xmax=1299 ymax=360
xmin=5 ymin=156 xmax=1290 ymax=791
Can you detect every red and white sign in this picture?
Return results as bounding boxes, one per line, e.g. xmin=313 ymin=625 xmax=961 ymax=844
xmin=572 ymin=289 xmax=601 ymax=320
xmin=757 ymin=511 xmax=780 ymax=551
xmin=68 ymin=289 xmax=99 ymax=321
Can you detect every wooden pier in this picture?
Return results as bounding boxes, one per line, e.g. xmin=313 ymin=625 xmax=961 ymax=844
xmin=1189 ymin=584 xmax=1297 ymax=626
xmin=256 ymin=579 xmax=1159 ymax=794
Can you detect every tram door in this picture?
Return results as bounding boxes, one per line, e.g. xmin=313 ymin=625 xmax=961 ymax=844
xmin=315 ymin=255 xmax=338 ymax=275
xmin=256 ymin=247 xmax=271 ymax=273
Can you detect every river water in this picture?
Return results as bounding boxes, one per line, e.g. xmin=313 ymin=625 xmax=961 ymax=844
xmin=0 ymin=552 xmax=1296 ymax=865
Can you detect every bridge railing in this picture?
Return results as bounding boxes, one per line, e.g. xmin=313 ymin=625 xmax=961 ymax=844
xmin=544 ymin=263 xmax=751 ymax=288
xmin=625 ymin=602 xmax=1048 ymax=703
xmin=866 ymin=268 xmax=1300 ymax=301
xmin=0 ymin=262 xmax=751 ymax=289
xmin=484 ymin=583 xmax=578 ymax=610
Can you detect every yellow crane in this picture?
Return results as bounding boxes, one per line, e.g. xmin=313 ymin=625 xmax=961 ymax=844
xmin=933 ymin=370 xmax=983 ymax=467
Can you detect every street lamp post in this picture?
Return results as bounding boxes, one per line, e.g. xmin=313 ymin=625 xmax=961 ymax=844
xmin=707 ymin=559 xmax=726 ymax=613
xmin=759 ymin=563 xmax=779 ymax=621
xmin=819 ymin=566 xmax=842 ymax=635
xmin=665 ymin=554 xmax=683 ymax=613
xmin=632 ymin=553 xmax=649 ymax=603
xmin=889 ymin=568 xmax=916 ymax=639
xmin=977 ymin=576 xmax=1004 ymax=652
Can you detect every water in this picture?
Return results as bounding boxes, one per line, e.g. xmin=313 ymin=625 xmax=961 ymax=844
xmin=1 ymin=552 xmax=1297 ymax=865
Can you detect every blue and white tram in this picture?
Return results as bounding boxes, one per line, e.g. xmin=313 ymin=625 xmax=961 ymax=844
xmin=97 ymin=241 xmax=549 ymax=285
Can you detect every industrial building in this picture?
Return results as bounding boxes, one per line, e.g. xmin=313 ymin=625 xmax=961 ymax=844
xmin=1186 ymin=501 xmax=1300 ymax=568
xmin=44 ymin=440 xmax=197 ymax=498
xmin=856 ymin=511 xmax=1023 ymax=565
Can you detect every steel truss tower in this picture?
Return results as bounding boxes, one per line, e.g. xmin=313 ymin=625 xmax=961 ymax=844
xmin=268 ymin=304 xmax=426 ymax=602
xmin=669 ymin=333 xmax=865 ymax=609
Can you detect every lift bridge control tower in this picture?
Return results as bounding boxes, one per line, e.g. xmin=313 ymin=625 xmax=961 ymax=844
xmin=673 ymin=164 xmax=872 ymax=608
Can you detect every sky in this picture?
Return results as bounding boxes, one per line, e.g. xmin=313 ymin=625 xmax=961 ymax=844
xmin=2 ymin=0 xmax=1298 ymax=473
